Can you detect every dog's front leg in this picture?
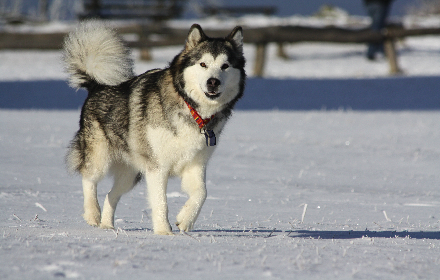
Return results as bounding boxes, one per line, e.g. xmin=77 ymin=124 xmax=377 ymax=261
xmin=146 ymin=170 xmax=173 ymax=235
xmin=176 ymin=164 xmax=207 ymax=232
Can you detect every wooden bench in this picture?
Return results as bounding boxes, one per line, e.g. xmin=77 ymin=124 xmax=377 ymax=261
xmin=121 ymin=24 xmax=440 ymax=76
xmin=2 ymin=24 xmax=440 ymax=77
xmin=202 ymin=6 xmax=276 ymax=17
xmin=79 ymin=0 xmax=185 ymax=21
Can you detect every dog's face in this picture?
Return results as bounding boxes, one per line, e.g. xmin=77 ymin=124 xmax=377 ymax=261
xmin=173 ymin=24 xmax=245 ymax=116
xmin=186 ymin=52 xmax=239 ymax=101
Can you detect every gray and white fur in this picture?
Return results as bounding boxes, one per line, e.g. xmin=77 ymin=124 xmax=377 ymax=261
xmin=64 ymin=21 xmax=245 ymax=235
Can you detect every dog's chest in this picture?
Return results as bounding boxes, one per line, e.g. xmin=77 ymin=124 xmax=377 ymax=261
xmin=146 ymin=121 xmax=214 ymax=174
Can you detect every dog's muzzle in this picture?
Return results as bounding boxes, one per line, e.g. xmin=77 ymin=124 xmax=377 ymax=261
xmin=205 ymin=78 xmax=221 ymax=99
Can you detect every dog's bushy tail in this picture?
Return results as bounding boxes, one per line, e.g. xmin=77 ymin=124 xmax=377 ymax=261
xmin=63 ymin=20 xmax=134 ymax=89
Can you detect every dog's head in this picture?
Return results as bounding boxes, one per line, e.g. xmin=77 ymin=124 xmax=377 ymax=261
xmin=171 ymin=24 xmax=246 ymax=117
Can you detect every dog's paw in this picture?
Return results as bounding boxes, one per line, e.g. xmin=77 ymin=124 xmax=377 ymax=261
xmin=176 ymin=221 xmax=194 ymax=232
xmin=154 ymin=230 xmax=174 ymax=236
xmin=83 ymin=211 xmax=101 ymax=227
xmin=99 ymin=223 xmax=114 ymax=230
xmin=176 ymin=209 xmax=196 ymax=232
xmin=153 ymin=223 xmax=174 ymax=235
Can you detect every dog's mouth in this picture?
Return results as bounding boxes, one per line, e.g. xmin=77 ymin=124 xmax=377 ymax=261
xmin=204 ymin=78 xmax=222 ymax=99
xmin=205 ymin=91 xmax=221 ymax=99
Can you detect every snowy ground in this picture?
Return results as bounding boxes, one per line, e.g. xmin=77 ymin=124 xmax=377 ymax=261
xmin=1 ymin=110 xmax=440 ymax=279
xmin=1 ymin=17 xmax=440 ymax=279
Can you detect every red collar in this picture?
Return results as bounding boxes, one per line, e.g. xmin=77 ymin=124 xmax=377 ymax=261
xmin=184 ymin=100 xmax=214 ymax=129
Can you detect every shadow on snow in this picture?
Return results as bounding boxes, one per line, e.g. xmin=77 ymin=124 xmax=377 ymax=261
xmin=192 ymin=229 xmax=440 ymax=240
xmin=2 ymin=76 xmax=440 ymax=110
xmin=121 ymin=228 xmax=440 ymax=240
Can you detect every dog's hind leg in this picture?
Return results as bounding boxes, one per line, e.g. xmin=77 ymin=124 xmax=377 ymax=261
xmin=100 ymin=164 xmax=140 ymax=229
xmin=146 ymin=170 xmax=172 ymax=235
xmin=81 ymin=165 xmax=108 ymax=227
xmin=77 ymin=125 xmax=110 ymax=227
xmin=176 ymin=164 xmax=207 ymax=232
xmin=82 ymin=177 xmax=102 ymax=227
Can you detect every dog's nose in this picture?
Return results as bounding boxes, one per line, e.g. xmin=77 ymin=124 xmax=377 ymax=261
xmin=207 ymin=78 xmax=221 ymax=88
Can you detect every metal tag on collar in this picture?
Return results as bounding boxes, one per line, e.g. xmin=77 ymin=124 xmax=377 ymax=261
xmin=204 ymin=129 xmax=216 ymax=146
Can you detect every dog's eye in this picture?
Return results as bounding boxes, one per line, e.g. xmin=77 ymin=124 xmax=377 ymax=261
xmin=221 ymin=64 xmax=229 ymax=70
xmin=200 ymin=62 xmax=207 ymax=68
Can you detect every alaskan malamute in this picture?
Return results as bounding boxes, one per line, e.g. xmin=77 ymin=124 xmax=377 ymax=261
xmin=63 ymin=21 xmax=245 ymax=235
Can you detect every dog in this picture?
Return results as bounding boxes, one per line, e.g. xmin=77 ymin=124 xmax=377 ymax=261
xmin=63 ymin=21 xmax=246 ymax=235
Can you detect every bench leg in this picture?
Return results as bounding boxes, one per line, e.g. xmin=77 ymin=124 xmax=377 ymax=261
xmin=140 ymin=47 xmax=152 ymax=61
xmin=277 ymin=43 xmax=289 ymax=60
xmin=254 ymin=43 xmax=267 ymax=77
xmin=384 ymin=39 xmax=402 ymax=75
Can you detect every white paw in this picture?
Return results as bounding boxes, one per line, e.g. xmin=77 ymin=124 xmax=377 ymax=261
xmin=176 ymin=220 xmax=194 ymax=232
xmin=153 ymin=222 xmax=173 ymax=235
xmin=176 ymin=207 xmax=196 ymax=232
xmin=99 ymin=222 xmax=114 ymax=230
xmin=154 ymin=230 xmax=174 ymax=236
xmin=83 ymin=210 xmax=101 ymax=227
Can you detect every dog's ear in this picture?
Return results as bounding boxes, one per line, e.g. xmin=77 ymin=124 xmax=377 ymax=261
xmin=186 ymin=24 xmax=206 ymax=50
xmin=226 ymin=26 xmax=243 ymax=54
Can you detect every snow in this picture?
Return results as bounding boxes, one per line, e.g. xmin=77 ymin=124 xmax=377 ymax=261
xmin=1 ymin=110 xmax=440 ymax=279
xmin=1 ymin=16 xmax=440 ymax=279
